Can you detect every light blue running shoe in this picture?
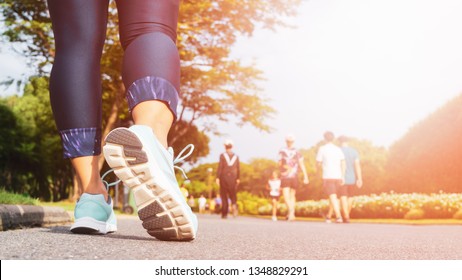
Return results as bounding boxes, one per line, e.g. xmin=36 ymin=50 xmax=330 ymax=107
xmin=70 ymin=193 xmax=117 ymax=234
xmin=103 ymin=125 xmax=197 ymax=241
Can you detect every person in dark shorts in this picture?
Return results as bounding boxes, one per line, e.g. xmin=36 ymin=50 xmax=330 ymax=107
xmin=339 ymin=136 xmax=363 ymax=217
xmin=216 ymin=139 xmax=240 ymax=219
xmin=316 ymin=131 xmax=345 ymax=223
xmin=279 ymin=134 xmax=309 ymax=221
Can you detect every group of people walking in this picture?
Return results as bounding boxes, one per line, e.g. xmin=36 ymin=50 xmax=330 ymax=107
xmin=215 ymin=131 xmax=363 ymax=223
xmin=316 ymin=132 xmax=363 ymax=223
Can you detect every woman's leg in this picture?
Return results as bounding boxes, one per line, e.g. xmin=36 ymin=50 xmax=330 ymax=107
xmin=48 ymin=0 xmax=109 ymax=199
xmin=282 ymin=187 xmax=291 ymax=218
xmin=115 ymin=0 xmax=180 ymax=146
xmin=290 ymin=188 xmax=296 ymax=219
xmin=104 ymin=0 xmax=197 ymax=241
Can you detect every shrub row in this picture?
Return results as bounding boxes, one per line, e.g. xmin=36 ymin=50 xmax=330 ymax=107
xmin=256 ymin=192 xmax=462 ymax=220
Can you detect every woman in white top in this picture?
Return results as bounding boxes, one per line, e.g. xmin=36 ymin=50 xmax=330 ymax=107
xmin=267 ymin=170 xmax=282 ymax=221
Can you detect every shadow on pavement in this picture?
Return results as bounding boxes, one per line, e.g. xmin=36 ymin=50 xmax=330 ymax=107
xmin=45 ymin=226 xmax=155 ymax=241
xmin=103 ymin=234 xmax=154 ymax=242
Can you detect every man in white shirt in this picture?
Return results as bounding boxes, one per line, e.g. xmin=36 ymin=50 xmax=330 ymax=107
xmin=316 ymin=131 xmax=345 ymax=223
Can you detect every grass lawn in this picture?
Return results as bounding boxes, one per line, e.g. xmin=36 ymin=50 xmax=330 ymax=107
xmin=40 ymin=200 xmax=75 ymax=212
xmin=0 ymin=189 xmax=39 ymax=205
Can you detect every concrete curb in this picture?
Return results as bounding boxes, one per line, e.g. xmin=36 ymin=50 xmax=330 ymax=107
xmin=0 ymin=204 xmax=72 ymax=231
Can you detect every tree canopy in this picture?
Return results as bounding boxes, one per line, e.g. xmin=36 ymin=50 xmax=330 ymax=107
xmin=386 ymin=93 xmax=462 ymax=193
xmin=1 ymin=76 xmax=72 ymax=201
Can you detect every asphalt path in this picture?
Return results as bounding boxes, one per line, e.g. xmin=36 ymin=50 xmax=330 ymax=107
xmin=1 ymin=214 xmax=461 ymax=259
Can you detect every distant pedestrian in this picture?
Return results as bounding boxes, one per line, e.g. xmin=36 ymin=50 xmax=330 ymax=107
xmin=188 ymin=195 xmax=196 ymax=209
xmin=267 ymin=170 xmax=282 ymax=221
xmin=198 ymin=195 xmax=207 ymax=214
xmin=316 ymin=131 xmax=345 ymax=223
xmin=279 ymin=134 xmax=309 ymax=221
xmin=214 ymin=194 xmax=222 ymax=214
xmin=216 ymin=139 xmax=240 ymax=218
xmin=338 ymin=136 xmax=363 ymax=217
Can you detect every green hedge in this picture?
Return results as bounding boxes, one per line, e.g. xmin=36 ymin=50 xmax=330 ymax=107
xmin=237 ymin=192 xmax=270 ymax=215
xmin=257 ymin=192 xmax=462 ymax=219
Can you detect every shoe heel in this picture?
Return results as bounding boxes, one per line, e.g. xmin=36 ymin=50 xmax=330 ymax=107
xmin=103 ymin=127 xmax=196 ymax=241
xmin=138 ymin=200 xmax=194 ymax=241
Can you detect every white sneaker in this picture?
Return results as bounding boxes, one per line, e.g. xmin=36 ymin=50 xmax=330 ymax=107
xmin=103 ymin=125 xmax=197 ymax=241
xmin=272 ymin=216 xmax=277 ymax=222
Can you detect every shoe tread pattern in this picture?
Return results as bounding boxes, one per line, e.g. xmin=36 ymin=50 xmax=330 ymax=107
xmin=105 ymin=129 xmax=147 ymax=166
xmin=104 ymin=128 xmax=195 ymax=241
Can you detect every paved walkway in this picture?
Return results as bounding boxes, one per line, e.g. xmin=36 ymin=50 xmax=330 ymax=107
xmin=1 ymin=214 xmax=461 ymax=259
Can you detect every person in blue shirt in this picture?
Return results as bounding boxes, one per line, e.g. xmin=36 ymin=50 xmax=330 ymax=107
xmin=338 ymin=136 xmax=363 ymax=220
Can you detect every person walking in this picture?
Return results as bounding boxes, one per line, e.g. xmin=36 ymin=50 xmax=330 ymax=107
xmin=198 ymin=194 xmax=207 ymax=214
xmin=47 ymin=0 xmax=197 ymax=240
xmin=338 ymin=136 xmax=363 ymax=217
xmin=216 ymin=139 xmax=240 ymax=219
xmin=316 ymin=131 xmax=345 ymax=223
xmin=214 ymin=194 xmax=223 ymax=214
xmin=279 ymin=134 xmax=309 ymax=221
xmin=267 ymin=170 xmax=281 ymax=221
xmin=188 ymin=195 xmax=196 ymax=210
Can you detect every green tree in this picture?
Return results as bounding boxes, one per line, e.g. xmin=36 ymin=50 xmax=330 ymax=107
xmin=1 ymin=76 xmax=72 ymax=200
xmin=238 ymin=158 xmax=278 ymax=196
xmin=186 ymin=162 xmax=219 ymax=198
xmin=386 ymin=93 xmax=462 ymax=193
xmin=0 ymin=101 xmax=34 ymax=192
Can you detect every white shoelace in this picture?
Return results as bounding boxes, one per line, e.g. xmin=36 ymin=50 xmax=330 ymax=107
xmin=173 ymin=144 xmax=195 ymax=180
xmin=101 ymin=169 xmax=121 ymax=189
xmin=101 ymin=143 xmax=195 ymax=188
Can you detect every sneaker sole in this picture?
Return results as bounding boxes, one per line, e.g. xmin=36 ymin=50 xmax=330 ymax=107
xmin=103 ymin=128 xmax=195 ymax=241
